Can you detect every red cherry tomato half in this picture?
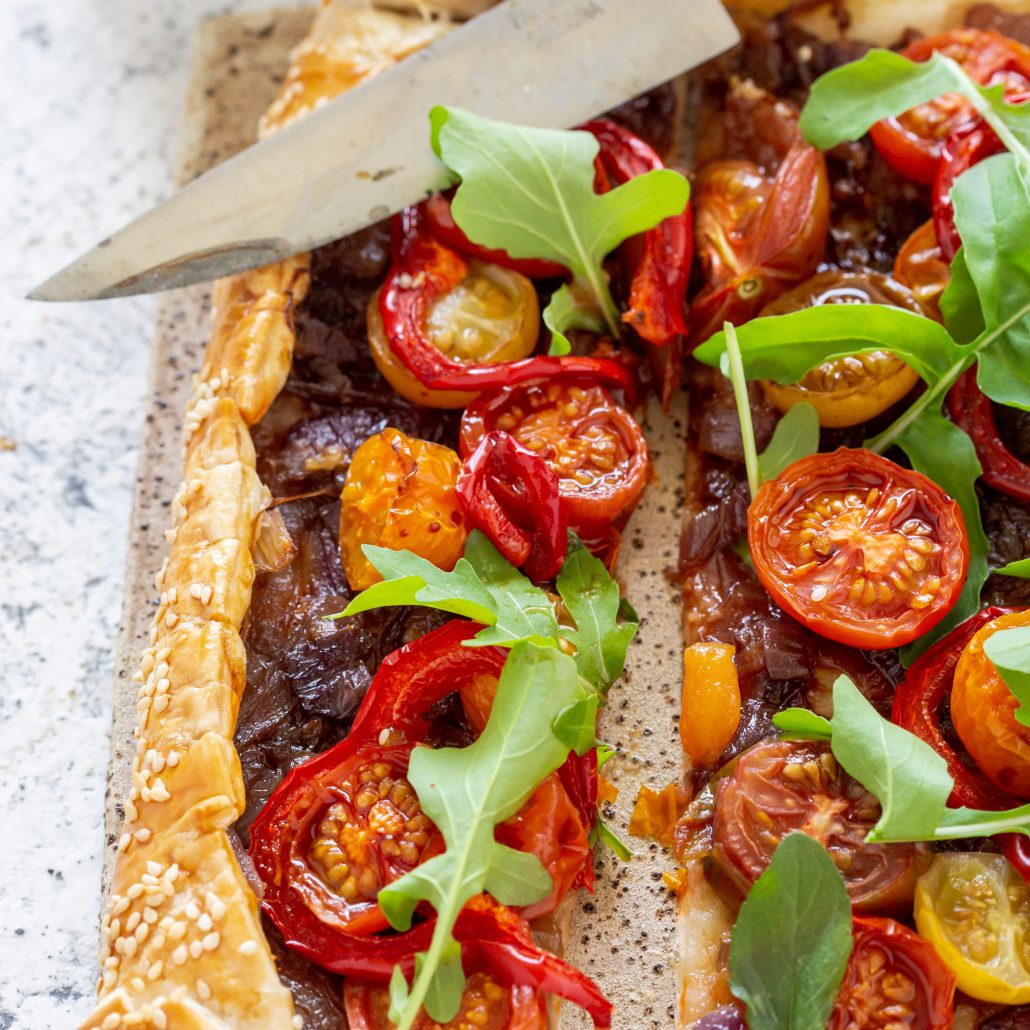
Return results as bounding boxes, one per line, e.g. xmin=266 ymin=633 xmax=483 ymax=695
xmin=870 ymin=29 xmax=1030 ymax=185
xmin=747 ymin=448 xmax=969 ymax=649
xmin=711 ymin=740 xmax=932 ymax=913
xmin=460 ymin=379 xmax=649 ymax=541
xmin=344 ymin=972 xmax=548 ymax=1030
xmin=828 ymin=916 xmax=956 ymax=1028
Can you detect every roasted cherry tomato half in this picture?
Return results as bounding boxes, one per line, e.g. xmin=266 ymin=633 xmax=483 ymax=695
xmin=748 ymin=448 xmax=969 ymax=649
xmin=892 ymin=606 xmax=1017 ymax=810
xmin=758 ymin=271 xmax=922 ymax=428
xmin=691 ymin=86 xmax=829 ymax=345
xmin=339 ymin=428 xmax=467 ymax=591
xmin=870 ymin=29 xmax=1030 ymax=185
xmin=251 ymin=623 xmax=507 ymax=947
xmin=949 ymin=367 xmax=1030 ymax=504
xmin=952 ymin=608 xmax=1030 ymax=799
xmin=711 ymin=740 xmax=932 ymax=913
xmin=368 ymin=259 xmax=540 ymax=409
xmin=829 ymin=915 xmax=956 ymax=1029
xmin=916 ymin=853 xmax=1030 ymax=1005
xmin=344 ymin=972 xmax=548 ymax=1030
xmin=893 ymin=219 xmax=950 ymax=321
xmin=460 ymin=379 xmax=649 ymax=539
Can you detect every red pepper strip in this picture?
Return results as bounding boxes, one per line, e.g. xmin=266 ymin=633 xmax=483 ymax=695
xmin=280 ymin=896 xmax=613 ymax=1028
xmin=892 ymin=606 xmax=1017 ymax=809
xmin=558 ymin=748 xmax=599 ymax=891
xmin=422 ymin=192 xmax=567 ymax=279
xmin=582 ymin=119 xmax=692 ymax=348
xmin=456 ymin=430 xmax=568 ymax=581
xmin=381 ymin=207 xmax=639 ymax=401
xmin=933 ymin=90 xmax=1029 ymax=261
xmin=948 ymin=367 xmax=1030 ymax=502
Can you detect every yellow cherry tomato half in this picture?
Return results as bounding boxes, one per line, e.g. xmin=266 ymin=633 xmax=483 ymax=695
xmin=758 ymin=270 xmax=922 ymax=428
xmin=680 ymin=642 xmax=740 ymax=767
xmin=367 ymin=260 xmax=540 ymax=409
xmin=914 ymin=852 xmax=1030 ymax=1005
xmin=952 ymin=608 xmax=1030 ymax=799
xmin=339 ymin=428 xmax=467 ymax=591
xmin=893 ymin=219 xmax=950 ymax=322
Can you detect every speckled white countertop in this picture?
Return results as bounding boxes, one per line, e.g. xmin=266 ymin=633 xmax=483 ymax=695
xmin=0 ymin=3 xmax=304 ymax=1026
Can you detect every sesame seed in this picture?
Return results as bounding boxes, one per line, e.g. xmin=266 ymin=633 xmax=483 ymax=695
xmin=134 ymin=922 xmax=150 ymax=943
xmin=189 ymin=584 xmax=203 ymax=599
xmin=196 ymin=979 xmax=212 ymax=1001
xmin=118 ymin=833 xmax=130 ymax=850
xmin=150 ymin=932 xmax=166 ymax=951
xmin=156 ymin=678 xmax=170 ymax=695
xmin=150 ymin=779 xmax=170 ymax=801
xmin=124 ymin=800 xmax=138 ymax=823
xmin=189 ymin=941 xmax=203 ymax=960
xmin=123 ymin=936 xmax=138 ymax=958
xmin=105 ymin=957 xmax=119 ymax=969
xmin=140 ymin=787 xmax=152 ymax=803
xmin=378 ymin=727 xmax=391 ymax=745
xmin=102 ymin=970 xmax=117 ymax=992
xmin=202 ymin=932 xmax=220 ymax=952
xmin=126 ymin=913 xmax=141 ymax=933
xmin=238 ymin=940 xmax=259 ymax=956
xmin=147 ymin=961 xmax=163 ymax=981
xmin=166 ymin=751 xmax=180 ymax=768
xmin=101 ymin=1013 xmax=120 ymax=1029
xmin=144 ymin=907 xmax=158 ymax=924
xmin=152 ymin=1011 xmax=168 ymax=1030
xmin=172 ymin=945 xmax=187 ymax=966
xmin=134 ymin=828 xmax=151 ymax=843
xmin=185 ymin=902 xmax=200 ymax=921
xmin=141 ymin=874 xmax=159 ymax=887
xmin=197 ymin=914 xmax=212 ymax=933
xmin=164 ymin=612 xmax=178 ymax=628
xmin=112 ymin=896 xmax=129 ymax=916
xmin=131 ymin=976 xmax=145 ymax=992
xmin=209 ymin=899 xmax=226 ymax=921
xmin=151 ymin=754 xmax=165 ymax=774
xmin=152 ymin=695 xmax=170 ymax=714
xmin=169 ymin=922 xmax=186 ymax=942
xmin=127 ymin=883 xmax=144 ymax=900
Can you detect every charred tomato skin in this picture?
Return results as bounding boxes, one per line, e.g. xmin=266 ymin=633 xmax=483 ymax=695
xmin=711 ymin=739 xmax=931 ymax=914
xmin=829 ymin=916 xmax=956 ymax=1029
xmin=748 ymin=448 xmax=969 ymax=649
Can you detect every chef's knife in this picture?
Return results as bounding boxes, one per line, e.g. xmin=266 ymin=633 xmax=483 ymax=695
xmin=30 ymin=0 xmax=738 ymax=302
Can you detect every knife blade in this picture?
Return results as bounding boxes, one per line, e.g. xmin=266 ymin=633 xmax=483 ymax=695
xmin=30 ymin=0 xmax=738 ymax=302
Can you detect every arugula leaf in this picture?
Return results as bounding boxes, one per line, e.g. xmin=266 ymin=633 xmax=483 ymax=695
xmin=543 ymin=281 xmax=605 ymax=356
xmin=552 ymin=693 xmax=600 ymax=755
xmin=952 ymin=154 xmax=1030 ymax=411
xmin=591 ymin=818 xmax=633 ymax=862
xmin=430 ymin=106 xmax=689 ymax=342
xmin=556 ymin=536 xmax=638 ymax=690
xmin=694 ymin=304 xmax=960 ymax=387
xmin=780 ymin=676 xmax=1030 ymax=844
xmin=338 ymin=530 xmax=558 ymax=648
xmin=940 ymin=247 xmax=986 ymax=345
xmin=758 ymin=402 xmax=820 ymax=483
xmin=998 ymin=557 xmax=1030 ymax=577
xmin=984 ymin=625 xmax=1030 ymax=728
xmin=894 ymin=411 xmax=989 ymax=660
xmin=728 ymin=833 xmax=853 ymax=1030
xmin=382 ymin=642 xmax=586 ymax=1026
xmin=773 ymin=707 xmax=832 ymax=740
xmin=800 ymin=49 xmax=1030 ymax=165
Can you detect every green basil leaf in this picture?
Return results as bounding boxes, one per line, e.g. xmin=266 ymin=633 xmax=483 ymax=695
xmin=694 ymin=305 xmax=960 ymax=387
xmin=729 ymin=833 xmax=853 ymax=1030
xmin=893 ymin=412 xmax=989 ymax=662
xmin=758 ymin=402 xmax=820 ymax=483
xmin=338 ymin=531 xmax=559 ymax=648
xmin=381 ymin=642 xmax=585 ymax=1026
xmin=984 ymin=625 xmax=1030 ymax=729
xmin=557 ymin=535 xmax=638 ymax=690
xmin=431 ymin=105 xmax=688 ymax=340
xmin=998 ymin=557 xmax=1030 ymax=578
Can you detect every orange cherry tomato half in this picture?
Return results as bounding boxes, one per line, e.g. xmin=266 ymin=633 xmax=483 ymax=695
xmin=343 ymin=973 xmax=548 ymax=1030
xmin=893 ymin=219 xmax=950 ymax=322
xmin=869 ymin=29 xmax=1030 ymax=185
xmin=952 ymin=608 xmax=1030 ymax=799
xmin=459 ymin=379 xmax=649 ymax=537
xmin=748 ymin=448 xmax=969 ymax=649
xmin=339 ymin=428 xmax=467 ymax=592
xmin=829 ymin=916 xmax=956 ymax=1029
xmin=711 ymin=740 xmax=932 ymax=913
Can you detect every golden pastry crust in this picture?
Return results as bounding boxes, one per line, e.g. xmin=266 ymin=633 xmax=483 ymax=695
xmin=83 ymin=5 xmax=462 ymax=1028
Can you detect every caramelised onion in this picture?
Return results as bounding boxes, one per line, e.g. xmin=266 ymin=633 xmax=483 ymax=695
xmin=252 ymin=507 xmax=297 ymax=573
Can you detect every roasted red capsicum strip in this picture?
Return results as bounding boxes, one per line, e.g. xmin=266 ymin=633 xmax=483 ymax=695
xmin=422 ymin=192 xmax=567 ymax=279
xmin=948 ymin=367 xmax=1030 ymax=503
xmin=582 ymin=118 xmax=692 ymax=349
xmin=456 ymin=430 xmax=569 ymax=581
xmin=380 ymin=207 xmax=637 ymax=398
